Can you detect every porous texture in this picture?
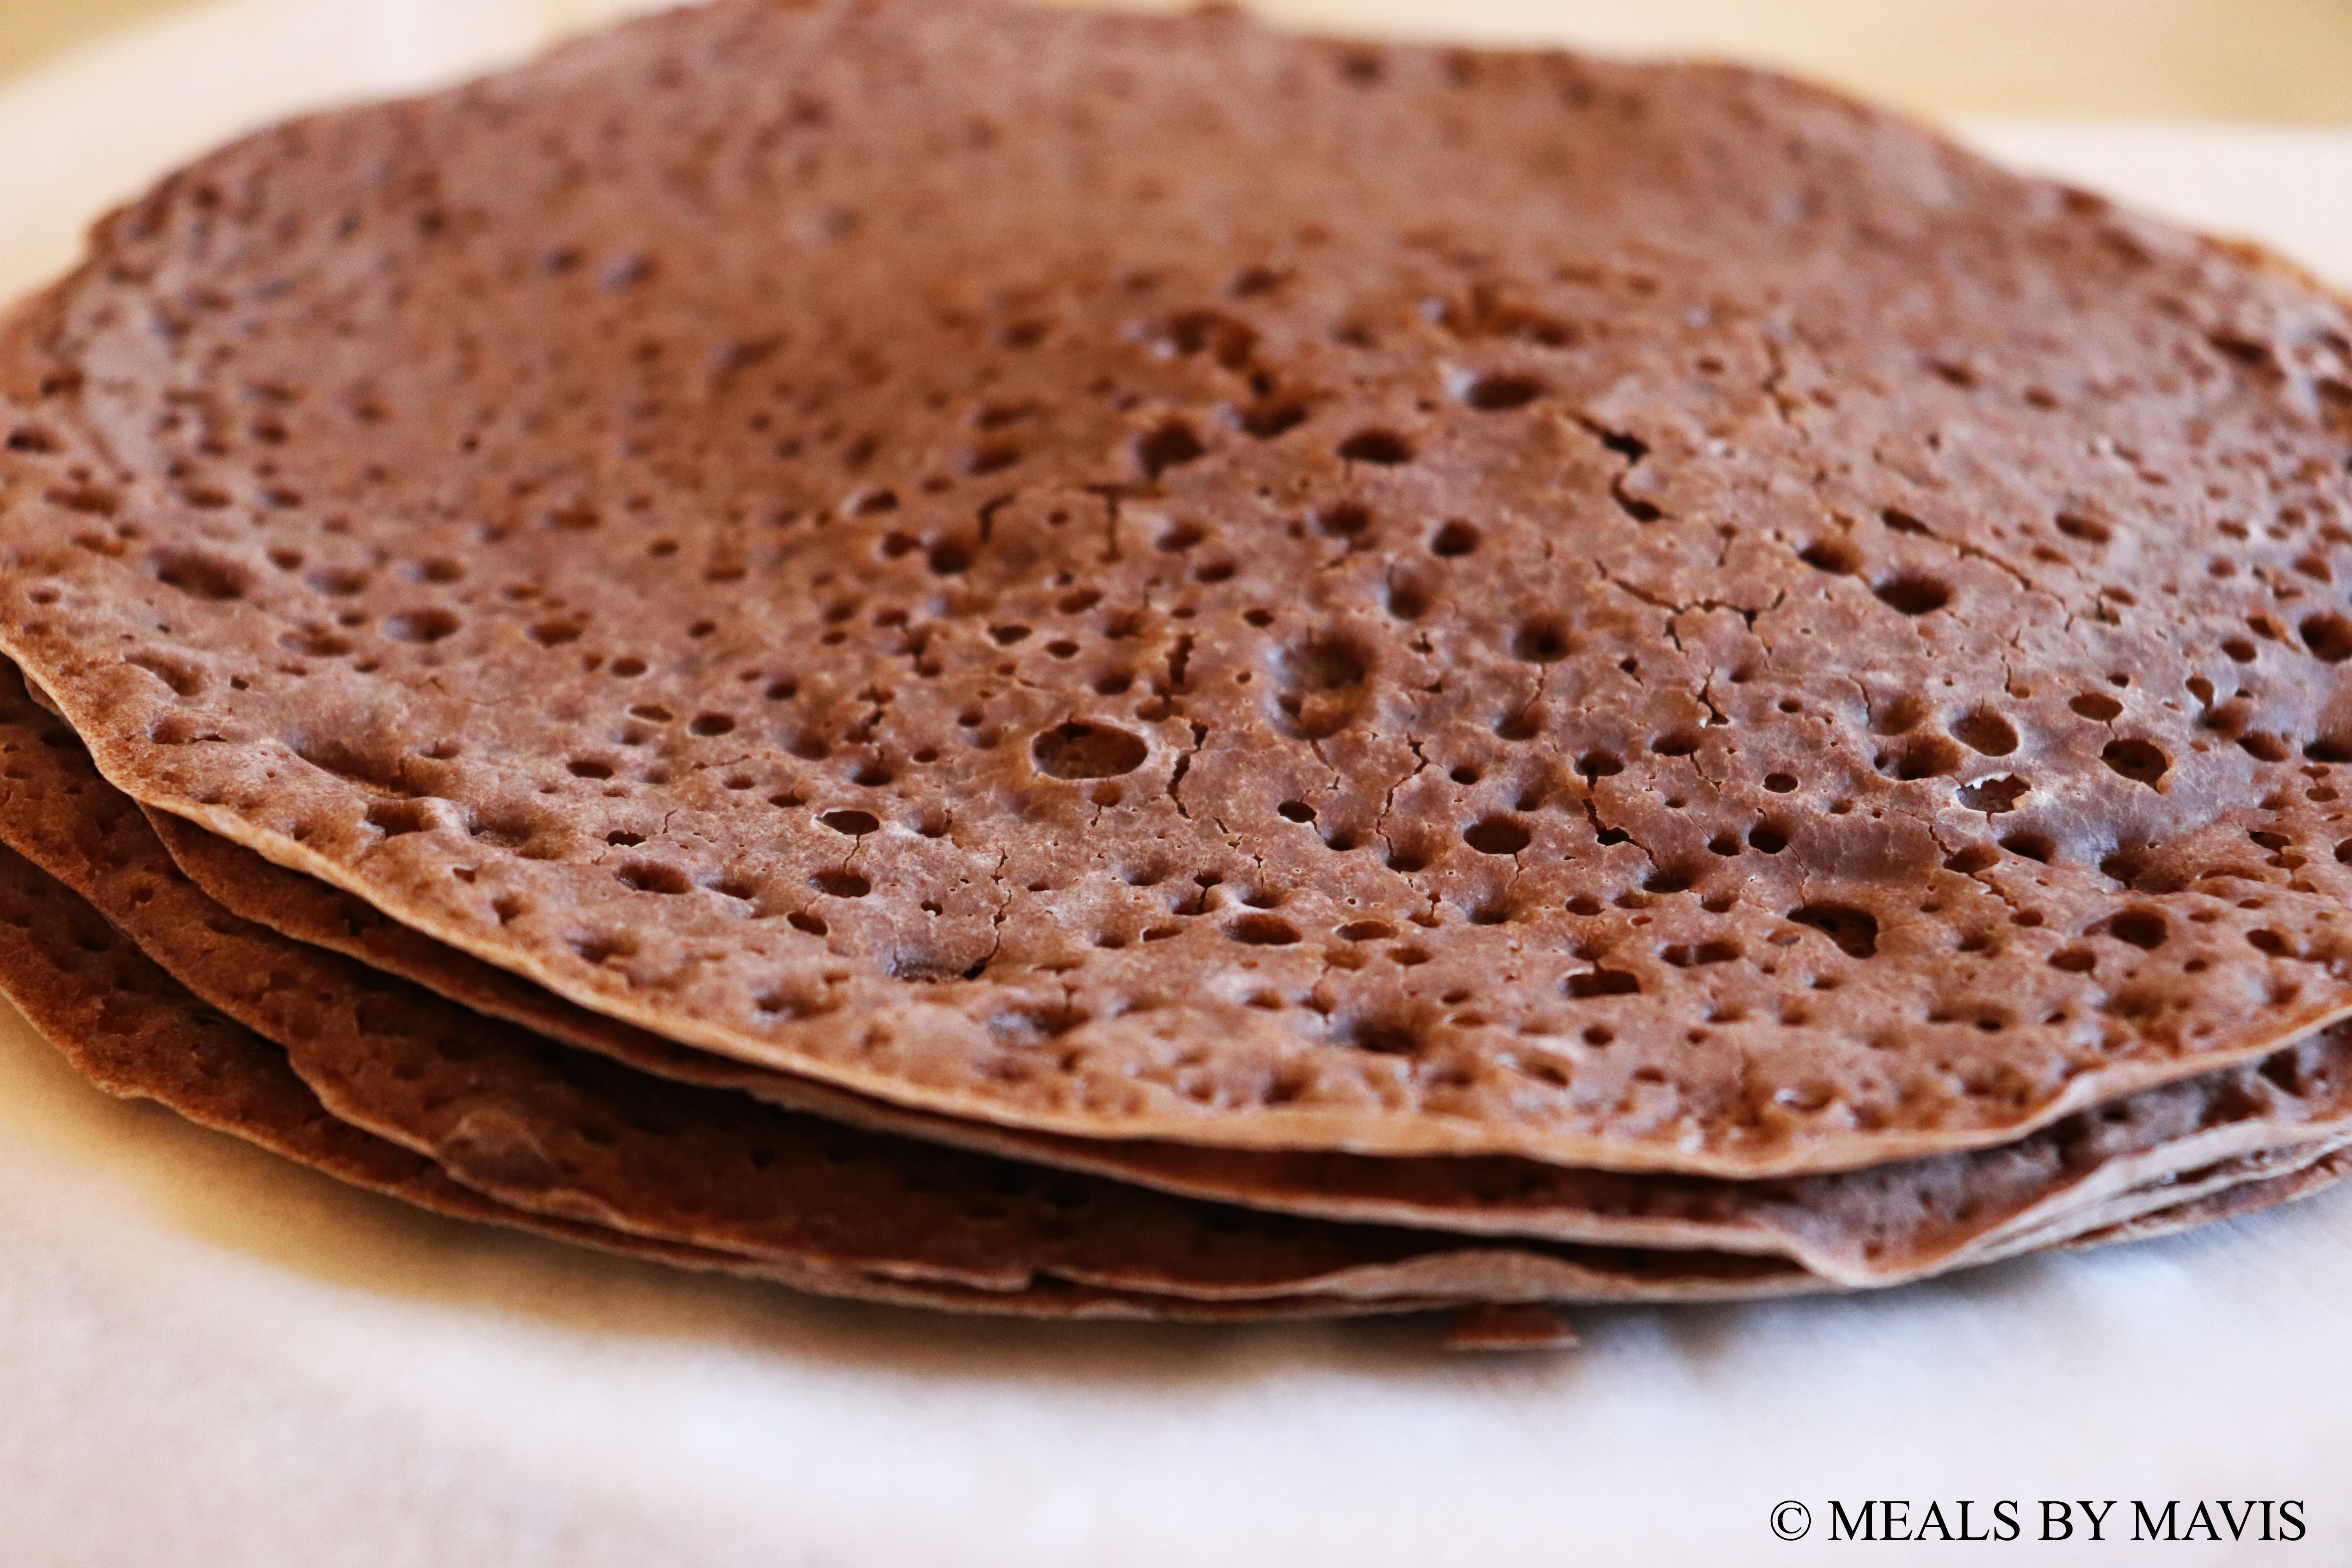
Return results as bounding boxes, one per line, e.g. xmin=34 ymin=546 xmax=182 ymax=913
xmin=0 ymin=837 xmax=529 ymax=1222
xmin=0 ymin=838 xmax=1425 ymax=1321
xmin=150 ymin=801 xmax=753 ymax=1092
xmin=0 ymin=676 xmax=1817 ymax=1305
xmin=151 ymin=785 xmax=2352 ymax=1283
xmin=4 ymin=665 xmax=2330 ymax=1287
xmin=7 ymin=0 xmax=2352 ymax=1172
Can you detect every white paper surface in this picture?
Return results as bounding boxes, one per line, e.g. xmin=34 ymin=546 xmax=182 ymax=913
xmin=2 ymin=4 xmax=2350 ymax=1563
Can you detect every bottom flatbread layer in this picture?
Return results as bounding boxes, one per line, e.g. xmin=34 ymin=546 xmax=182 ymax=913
xmin=9 ymin=675 xmax=2347 ymax=1305
xmin=2060 ymin=1146 xmax=2352 ymax=1252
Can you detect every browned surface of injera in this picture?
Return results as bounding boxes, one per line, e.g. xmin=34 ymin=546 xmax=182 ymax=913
xmin=6 ymin=664 xmax=2337 ymax=1289
xmin=0 ymin=844 xmax=2318 ymax=1332
xmin=16 ymin=797 xmax=2337 ymax=1307
xmin=0 ymin=674 xmax=1823 ymax=1305
xmin=0 ymin=838 xmax=1417 ymax=1321
xmin=1 ymin=808 xmax=2318 ymax=1324
xmin=147 ymin=782 xmax=2352 ymax=1283
xmin=8 ymin=0 xmax=2352 ymax=1174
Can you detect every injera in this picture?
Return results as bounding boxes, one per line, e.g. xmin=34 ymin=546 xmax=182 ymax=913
xmin=5 ymin=662 xmax=2345 ymax=1290
xmin=0 ymin=823 xmax=2311 ymax=1330
xmin=0 ymin=843 xmax=1459 ymax=1323
xmin=147 ymin=799 xmax=2352 ymax=1283
xmin=2058 ymin=1147 xmax=2352 ymax=1252
xmin=9 ymin=0 xmax=2352 ymax=1176
xmin=0 ymin=718 xmax=1829 ymax=1307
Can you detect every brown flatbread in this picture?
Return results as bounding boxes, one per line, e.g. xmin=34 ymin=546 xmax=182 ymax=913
xmin=0 ymin=697 xmax=1819 ymax=1307
xmin=8 ymin=0 xmax=2352 ymax=1178
xmin=1442 ymin=1303 xmax=1580 ymax=1352
xmin=1976 ymin=1136 xmax=2352 ymax=1261
xmin=0 ymin=837 xmax=1445 ymax=1321
xmin=2 ymin=845 xmax=2320 ymax=1339
xmin=143 ymin=803 xmax=2352 ymax=1283
xmin=2056 ymin=1148 xmax=2352 ymax=1252
xmin=4 ymin=659 xmax=2338 ymax=1290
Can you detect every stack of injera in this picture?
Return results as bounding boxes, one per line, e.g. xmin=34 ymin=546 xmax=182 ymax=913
xmin=3 ymin=0 xmax=2351 ymax=1343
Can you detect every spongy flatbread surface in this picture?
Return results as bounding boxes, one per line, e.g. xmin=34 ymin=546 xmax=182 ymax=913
xmin=0 ymin=838 xmax=1410 ymax=1322
xmin=18 ymin=771 xmax=2336 ymax=1305
xmin=0 ymin=842 xmax=2322 ymax=1332
xmin=5 ymin=666 xmax=2333 ymax=1289
xmin=147 ymin=789 xmax=2352 ymax=1283
xmin=8 ymin=0 xmax=2352 ymax=1174
xmin=0 ymin=680 xmax=1817 ymax=1305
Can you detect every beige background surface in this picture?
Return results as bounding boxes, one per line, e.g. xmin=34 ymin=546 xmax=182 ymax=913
xmin=10 ymin=0 xmax=2352 ymax=120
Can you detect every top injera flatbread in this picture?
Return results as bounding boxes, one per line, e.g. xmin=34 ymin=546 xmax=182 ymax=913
xmin=6 ymin=0 xmax=2352 ymax=1174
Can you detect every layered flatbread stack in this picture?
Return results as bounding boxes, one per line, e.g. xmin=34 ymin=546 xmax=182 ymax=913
xmin=2 ymin=0 xmax=2350 ymax=1341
